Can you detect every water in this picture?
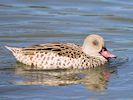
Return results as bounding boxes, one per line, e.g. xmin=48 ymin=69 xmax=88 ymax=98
xmin=0 ymin=0 xmax=133 ymax=100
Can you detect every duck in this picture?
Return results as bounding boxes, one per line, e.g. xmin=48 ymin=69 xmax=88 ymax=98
xmin=5 ymin=34 xmax=116 ymax=70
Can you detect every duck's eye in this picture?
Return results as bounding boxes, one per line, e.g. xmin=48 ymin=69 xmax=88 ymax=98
xmin=92 ymin=40 xmax=98 ymax=46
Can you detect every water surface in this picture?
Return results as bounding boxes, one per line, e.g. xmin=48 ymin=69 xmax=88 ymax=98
xmin=0 ymin=0 xmax=133 ymax=100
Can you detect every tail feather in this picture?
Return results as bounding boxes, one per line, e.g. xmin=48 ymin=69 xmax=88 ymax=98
xmin=5 ymin=46 xmax=13 ymax=51
xmin=5 ymin=46 xmax=21 ymax=54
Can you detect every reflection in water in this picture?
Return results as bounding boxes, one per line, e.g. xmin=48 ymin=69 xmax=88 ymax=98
xmin=14 ymin=62 xmax=118 ymax=91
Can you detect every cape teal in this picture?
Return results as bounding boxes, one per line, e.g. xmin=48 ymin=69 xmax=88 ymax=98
xmin=5 ymin=34 xmax=116 ymax=70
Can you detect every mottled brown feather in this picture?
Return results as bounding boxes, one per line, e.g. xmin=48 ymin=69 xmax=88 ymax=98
xmin=21 ymin=43 xmax=83 ymax=59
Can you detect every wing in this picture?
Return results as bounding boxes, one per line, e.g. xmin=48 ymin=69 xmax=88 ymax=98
xmin=21 ymin=43 xmax=83 ymax=58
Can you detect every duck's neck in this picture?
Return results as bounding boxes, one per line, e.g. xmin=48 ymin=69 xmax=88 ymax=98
xmin=82 ymin=46 xmax=107 ymax=63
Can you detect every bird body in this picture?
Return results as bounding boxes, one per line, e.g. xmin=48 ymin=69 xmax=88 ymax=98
xmin=5 ymin=34 xmax=116 ymax=70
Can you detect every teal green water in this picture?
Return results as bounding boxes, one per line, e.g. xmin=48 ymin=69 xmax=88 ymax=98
xmin=0 ymin=0 xmax=133 ymax=100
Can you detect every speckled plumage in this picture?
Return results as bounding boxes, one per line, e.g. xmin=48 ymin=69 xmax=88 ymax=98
xmin=5 ymin=34 xmax=109 ymax=70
